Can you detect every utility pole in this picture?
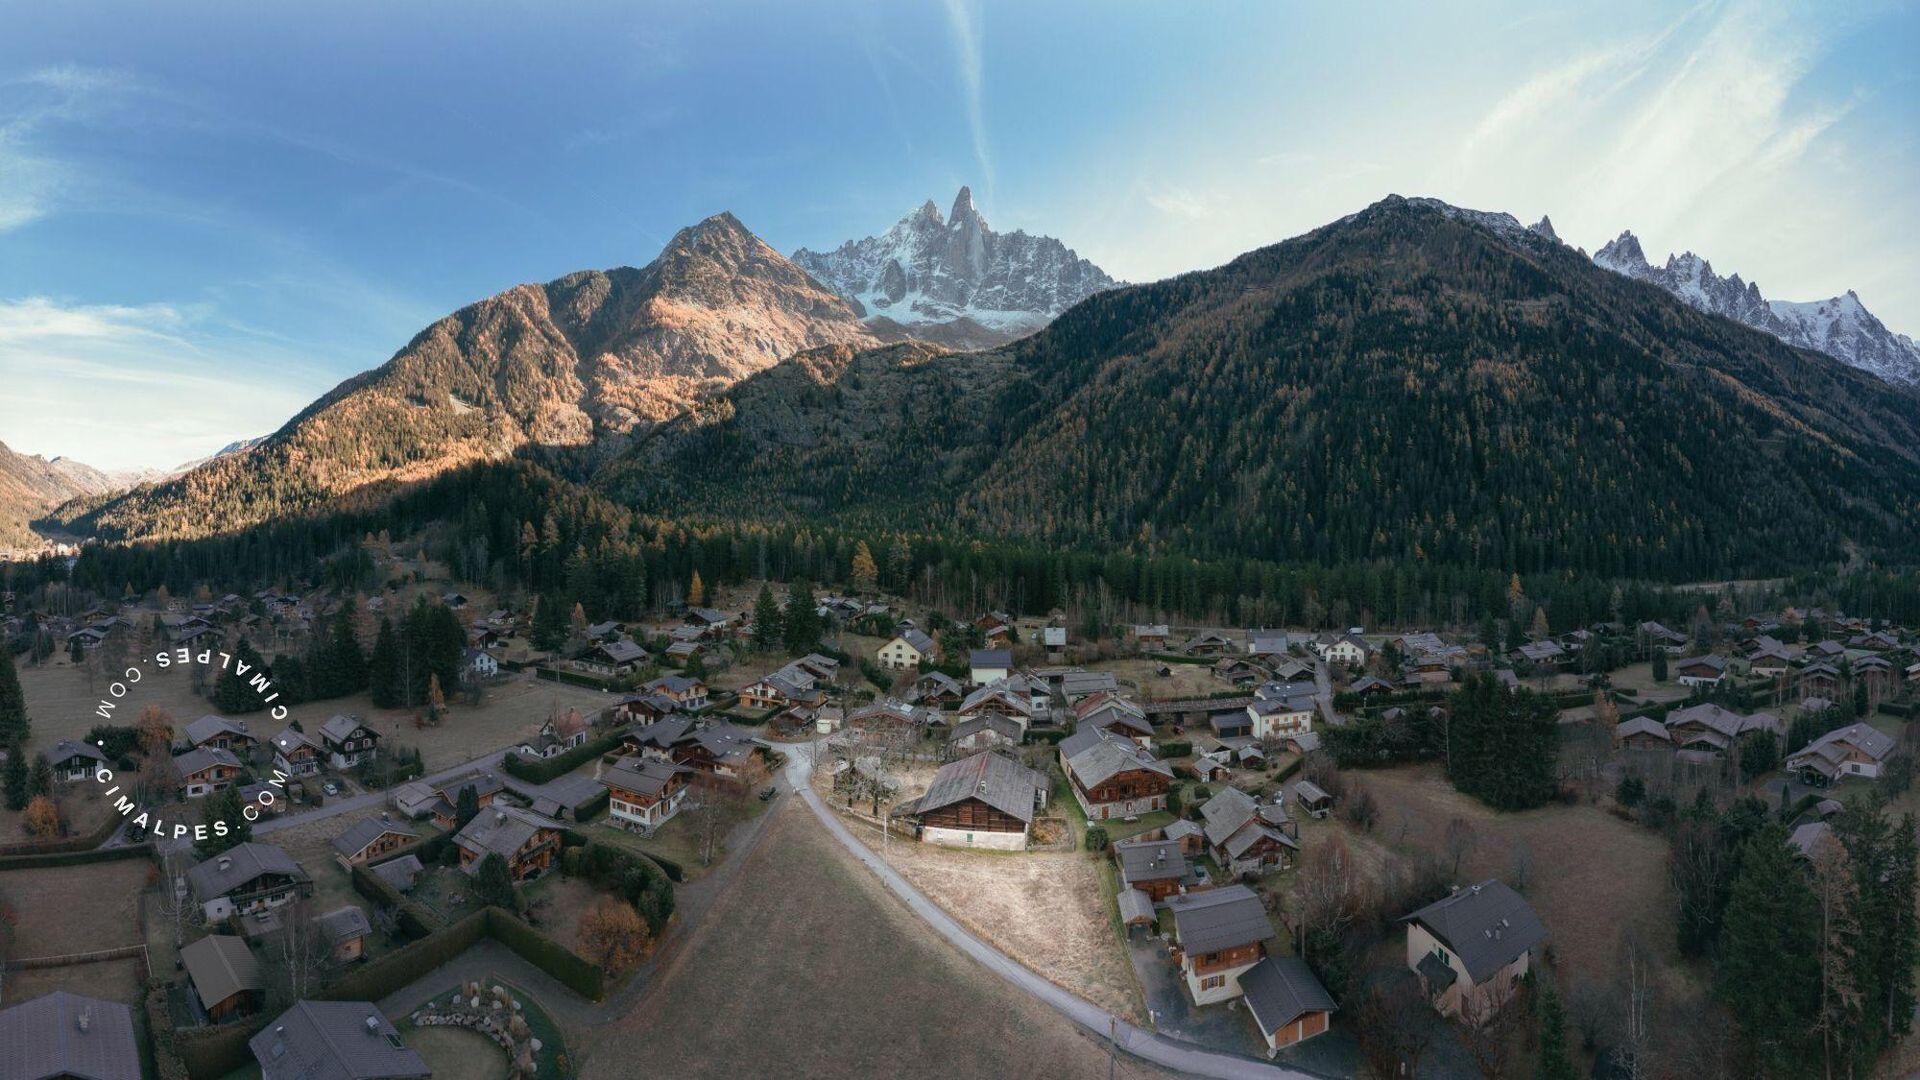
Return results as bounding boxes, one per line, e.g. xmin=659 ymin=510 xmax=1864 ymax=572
xmin=1107 ymin=1015 xmax=1117 ymax=1080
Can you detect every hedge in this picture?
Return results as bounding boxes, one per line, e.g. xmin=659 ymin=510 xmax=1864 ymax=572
xmin=0 ymin=840 xmax=151 ymax=870
xmin=482 ymin=906 xmax=604 ymax=1000
xmin=573 ymin=786 xmax=611 ymax=823
xmin=502 ymin=729 xmax=628 ymax=785
xmin=351 ymin=857 xmax=448 ymax=939
xmin=174 ymin=1013 xmax=265 ymax=1080
xmin=1882 ymin=701 xmax=1916 ymax=719
xmin=1144 ymin=652 xmax=1218 ymax=666
xmin=317 ymin=908 xmax=492 ymax=1005
xmin=0 ymin=808 xmax=124 ymax=857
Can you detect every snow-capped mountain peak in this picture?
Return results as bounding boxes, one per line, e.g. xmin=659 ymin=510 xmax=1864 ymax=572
xmin=792 ymin=187 xmax=1120 ymax=350
xmin=1592 ymin=229 xmax=1920 ymax=386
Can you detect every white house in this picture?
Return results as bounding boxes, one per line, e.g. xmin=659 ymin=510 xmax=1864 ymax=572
xmin=1402 ymin=880 xmax=1544 ymax=1021
xmin=968 ymin=648 xmax=1013 ymax=686
xmin=878 ymin=629 xmax=937 ymax=670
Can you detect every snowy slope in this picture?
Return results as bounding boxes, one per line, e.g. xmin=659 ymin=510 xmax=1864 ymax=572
xmin=792 ymin=188 xmax=1119 ymax=350
xmin=1593 ymin=230 xmax=1920 ymax=386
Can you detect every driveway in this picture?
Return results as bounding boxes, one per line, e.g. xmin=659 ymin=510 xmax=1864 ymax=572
xmin=780 ymin=740 xmax=1338 ymax=1080
xmin=1125 ymin=930 xmax=1269 ymax=1057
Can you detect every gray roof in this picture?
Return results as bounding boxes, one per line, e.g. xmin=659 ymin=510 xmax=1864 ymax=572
xmin=1167 ymin=884 xmax=1273 ymax=954
xmin=182 ymin=934 xmax=262 ymax=1009
xmin=949 ymin=713 xmax=1024 ymax=744
xmin=173 ymin=745 xmax=243 ymax=778
xmin=1791 ymin=821 xmax=1836 ymax=858
xmin=454 ymin=805 xmax=565 ymax=872
xmin=969 ymin=648 xmax=1013 ymax=669
xmin=319 ymin=713 xmax=374 ymax=746
xmin=330 ymin=818 xmax=417 ymax=859
xmin=1402 ymin=880 xmax=1546 ymax=983
xmin=186 ymin=713 xmax=250 ymax=745
xmin=318 ymin=905 xmax=372 ymax=944
xmin=0 ymin=991 xmax=141 ymax=1080
xmin=1615 ymin=716 xmax=1671 ymax=742
xmin=1792 ymin=722 xmax=1897 ymax=766
xmin=1114 ymin=838 xmax=1186 ymax=884
xmin=251 ymin=1000 xmax=430 ymax=1080
xmin=599 ymin=755 xmax=694 ymax=798
xmin=897 ymin=628 xmax=937 ymax=654
xmin=1163 ymin=819 xmax=1203 ymax=841
xmin=907 ymin=752 xmax=1045 ymax=824
xmin=49 ymin=738 xmax=107 ymax=766
xmin=188 ymin=843 xmax=308 ymax=903
xmin=1061 ymin=728 xmax=1173 ymax=790
xmin=369 ymin=855 xmax=423 ymax=893
xmin=595 ymin=639 xmax=650 ymax=664
xmin=1117 ymin=887 xmax=1156 ymax=925
xmin=1239 ymin=955 xmax=1337 ymax=1035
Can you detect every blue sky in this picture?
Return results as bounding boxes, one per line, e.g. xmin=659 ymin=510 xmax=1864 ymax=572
xmin=1 ymin=0 xmax=1914 ymax=470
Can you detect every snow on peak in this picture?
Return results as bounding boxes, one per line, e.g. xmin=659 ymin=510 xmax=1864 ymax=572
xmin=1592 ymin=228 xmax=1920 ymax=386
xmin=792 ymin=187 xmax=1119 ymax=350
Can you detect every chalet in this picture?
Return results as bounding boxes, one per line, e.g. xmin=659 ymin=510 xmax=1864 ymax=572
xmin=1613 ymin=716 xmax=1673 ymax=752
xmin=1673 ymin=654 xmax=1729 ymax=688
xmin=250 ymin=1000 xmax=430 ymax=1080
xmin=1078 ymin=693 xmax=1154 ymax=745
xmin=188 ymin=843 xmax=311 ymax=921
xmin=441 ymin=591 xmax=468 ymax=609
xmin=1240 ymin=955 xmax=1337 ymax=1054
xmin=0 ymin=991 xmax=142 ymax=1080
xmin=1246 ymin=682 xmax=1316 ymax=740
xmin=1209 ymin=709 xmax=1253 ymax=739
xmin=1164 ymin=818 xmax=1206 ymax=855
xmin=454 ymin=805 xmax=565 ymax=880
xmin=1663 ymin=703 xmax=1781 ymax=753
xmin=1285 ymin=731 xmax=1321 ymax=756
xmin=1856 ymin=655 xmax=1897 ymax=699
xmin=1316 ymin=633 xmax=1369 ymax=666
xmin=426 ymin=771 xmax=506 ymax=829
xmin=464 ymin=648 xmax=500 ymax=680
xmin=1042 ymin=626 xmax=1068 ymax=654
xmin=371 ymin=855 xmax=424 ymax=894
xmin=1199 ymin=787 xmax=1298 ymax=878
xmin=600 ymin=756 xmax=695 ymax=831
xmin=1799 ymin=662 xmax=1844 ymax=700
xmin=317 ymin=713 xmax=379 ymax=770
xmin=968 ymin=648 xmax=1013 ymax=685
xmin=896 ymin=751 xmax=1048 ymax=850
xmin=1809 ymin=639 xmax=1848 ymax=661
xmin=1347 ymin=675 xmax=1393 ymax=696
xmin=1291 ymin=780 xmax=1333 ymax=819
xmin=949 ymin=713 xmax=1023 ymax=754
xmin=514 ymin=708 xmax=589 ymax=758
xmin=1213 ymin=656 xmax=1266 ymax=686
xmin=268 ymin=728 xmax=323 ymax=777
xmin=878 ymin=629 xmax=937 ymax=670
xmin=1907 ymin=658 xmax=1920 ymax=685
xmin=981 ymin=622 xmax=1013 ymax=649
xmin=955 ymin=683 xmax=1041 ymax=732
xmin=182 ymin=934 xmax=263 ymax=1022
xmin=907 ymin=670 xmax=966 ymax=706
xmin=1638 ymin=620 xmax=1690 ymax=652
xmin=684 ymin=606 xmax=734 ymax=634
xmin=1132 ymin=624 xmax=1171 ymax=650
xmin=1182 ymin=631 xmax=1238 ymax=657
xmin=740 ymin=667 xmax=821 ymax=711
xmin=330 ymin=817 xmax=417 ymax=866
xmin=1059 ymin=727 xmax=1174 ymax=820
xmin=1114 ymin=836 xmax=1191 ymax=901
xmin=186 ymin=714 xmax=258 ymax=754
xmin=318 ymin=905 xmax=372 ymax=963
xmin=663 ymin=639 xmax=705 ymax=663
xmin=677 ymin=726 xmax=770 ymax=782
xmin=48 ymin=738 xmax=107 ymax=783
xmin=1247 ymin=630 xmax=1290 ymax=658
xmin=1791 ymin=821 xmax=1838 ymax=859
xmin=1402 ymin=880 xmax=1545 ymax=1021
xmin=1165 ymin=884 xmax=1274 ymax=1005
xmin=612 ymin=693 xmax=677 ymax=726
xmin=1188 ymin=752 xmax=1232 ymax=782
xmin=585 ymin=620 xmax=623 ymax=643
xmin=240 ymin=782 xmax=287 ymax=818
xmin=974 ymin=609 xmax=1015 ymax=633
xmin=1786 ymin=723 xmax=1897 ymax=785
xmin=1058 ymin=669 xmax=1121 ymax=702
xmin=176 ymin=746 xmax=244 ymax=799
xmin=577 ymin=639 xmax=649 ymax=677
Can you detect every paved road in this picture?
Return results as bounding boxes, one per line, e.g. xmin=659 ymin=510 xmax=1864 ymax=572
xmin=780 ymin=744 xmax=1332 ymax=1080
xmin=1312 ymin=656 xmax=1339 ymax=728
xmin=254 ymin=748 xmax=512 ymax=836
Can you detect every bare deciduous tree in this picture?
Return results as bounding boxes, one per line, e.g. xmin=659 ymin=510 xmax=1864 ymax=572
xmin=1444 ymin=817 xmax=1478 ymax=877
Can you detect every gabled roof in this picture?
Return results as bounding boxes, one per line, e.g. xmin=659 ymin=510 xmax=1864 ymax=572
xmin=595 ymin=639 xmax=650 ymax=664
xmin=250 ymin=1000 xmax=430 ymax=1080
xmin=1114 ymin=837 xmax=1186 ymax=884
xmin=0 ymin=991 xmax=141 ymax=1080
xmin=182 ymin=934 xmax=262 ymax=1008
xmin=319 ymin=713 xmax=374 ymax=746
xmin=1790 ymin=723 xmax=1897 ymax=766
xmin=48 ymin=738 xmax=108 ymax=765
xmin=317 ymin=905 xmax=372 ymax=944
xmin=1401 ymin=880 xmax=1545 ymax=983
xmin=598 ymin=756 xmax=694 ymax=798
xmin=453 ymin=806 xmax=565 ymax=871
xmin=892 ymin=629 xmax=937 ymax=654
xmin=1061 ymin=728 xmax=1173 ymax=790
xmin=1239 ymin=955 xmax=1337 ymax=1036
xmin=186 ymin=714 xmax=251 ymax=745
xmin=270 ymin=727 xmax=321 ymax=756
xmin=1614 ymin=716 xmax=1670 ymax=743
xmin=968 ymin=648 xmax=1013 ymax=669
xmin=1167 ymin=884 xmax=1272 ymax=954
xmin=173 ymin=746 xmax=243 ymax=778
xmin=188 ymin=843 xmax=308 ymax=902
xmin=330 ymin=818 xmax=418 ymax=859
xmin=905 ymin=752 xmax=1044 ymax=824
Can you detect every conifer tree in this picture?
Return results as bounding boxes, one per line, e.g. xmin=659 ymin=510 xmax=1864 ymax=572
xmin=1718 ymin=825 xmax=1820 ymax=1075
xmin=3 ymin=738 xmax=30 ymax=811
xmin=368 ymin=617 xmax=401 ymax=708
xmin=212 ymin=639 xmax=270 ymax=713
xmin=751 ymin=585 xmax=782 ymax=652
xmin=0 ymin=647 xmax=26 ymax=746
xmin=782 ymin=580 xmax=821 ymax=655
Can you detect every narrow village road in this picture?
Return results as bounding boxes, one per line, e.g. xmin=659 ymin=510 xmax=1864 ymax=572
xmin=1311 ymin=655 xmax=1339 ymax=728
xmin=780 ymin=744 xmax=1334 ymax=1080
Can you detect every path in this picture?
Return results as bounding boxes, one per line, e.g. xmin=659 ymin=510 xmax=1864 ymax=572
xmin=779 ymin=743 xmax=1333 ymax=1080
xmin=1312 ymin=656 xmax=1339 ymax=728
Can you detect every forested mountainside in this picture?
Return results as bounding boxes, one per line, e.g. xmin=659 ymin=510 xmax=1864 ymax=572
xmin=49 ymin=213 xmax=874 ymax=542
xmin=611 ymin=195 xmax=1920 ymax=582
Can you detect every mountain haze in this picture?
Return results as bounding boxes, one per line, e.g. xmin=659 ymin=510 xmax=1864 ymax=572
xmin=0 ymin=441 xmax=127 ymax=547
xmin=612 ymin=195 xmax=1920 ymax=581
xmin=55 ymin=214 xmax=876 ymax=541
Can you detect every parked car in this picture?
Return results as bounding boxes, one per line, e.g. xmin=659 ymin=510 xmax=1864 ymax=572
xmin=322 ymin=780 xmax=341 ymax=796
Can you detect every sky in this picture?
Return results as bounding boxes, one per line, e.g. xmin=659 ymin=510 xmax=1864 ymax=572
xmin=0 ymin=0 xmax=1914 ymax=471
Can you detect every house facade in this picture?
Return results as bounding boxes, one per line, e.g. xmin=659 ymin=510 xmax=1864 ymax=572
xmin=600 ymin=756 xmax=695 ymax=831
xmin=1403 ymin=880 xmax=1545 ymax=1021
xmin=899 ymin=752 xmax=1047 ymax=850
xmin=1167 ymin=885 xmax=1273 ymax=1005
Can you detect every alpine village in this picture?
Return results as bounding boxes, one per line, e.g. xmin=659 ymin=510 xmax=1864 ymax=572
xmin=8 ymin=185 xmax=1920 ymax=1080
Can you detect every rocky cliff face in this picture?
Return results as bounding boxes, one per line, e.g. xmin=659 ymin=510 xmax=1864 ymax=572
xmin=791 ymin=187 xmax=1119 ymax=350
xmin=1594 ymin=230 xmax=1920 ymax=386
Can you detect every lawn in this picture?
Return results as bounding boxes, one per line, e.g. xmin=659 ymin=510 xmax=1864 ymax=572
xmin=580 ymin=800 xmax=1171 ymax=1079
xmin=402 ymin=1025 xmax=510 ymax=1080
xmin=0 ymin=858 xmax=152 ymax=1006
xmin=1086 ymin=657 xmax=1232 ymax=701
xmin=1356 ymin=763 xmax=1685 ymax=993
xmin=16 ymin=657 xmax=614 ymax=773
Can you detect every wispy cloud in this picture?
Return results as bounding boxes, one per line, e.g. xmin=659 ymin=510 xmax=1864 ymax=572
xmin=0 ymin=64 xmax=140 ymax=230
xmin=0 ymin=297 xmax=328 ymax=471
xmin=943 ymin=0 xmax=992 ymax=191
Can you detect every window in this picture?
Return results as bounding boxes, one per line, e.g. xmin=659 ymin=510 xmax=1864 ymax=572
xmin=1201 ymin=975 xmax=1226 ymax=990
